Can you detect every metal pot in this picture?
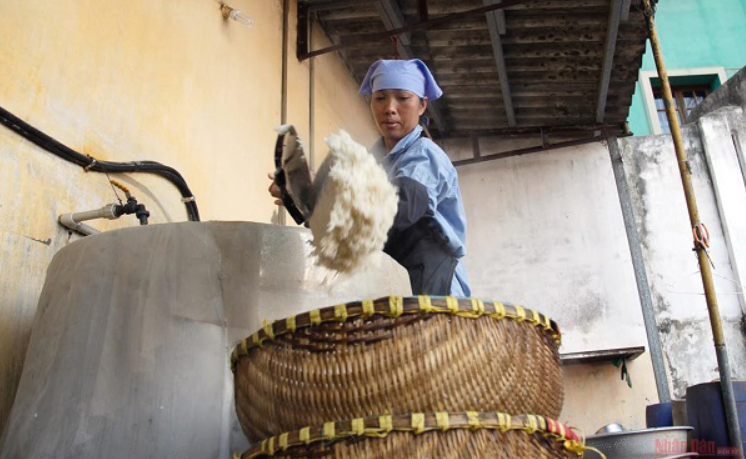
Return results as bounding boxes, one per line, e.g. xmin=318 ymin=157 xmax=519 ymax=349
xmin=584 ymin=426 xmax=694 ymax=458
xmin=595 ymin=423 xmax=626 ymax=434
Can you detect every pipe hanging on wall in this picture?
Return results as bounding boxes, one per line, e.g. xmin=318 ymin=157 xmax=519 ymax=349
xmin=59 ymin=180 xmax=151 ymax=236
xmin=277 ymin=0 xmax=290 ymax=226
xmin=0 ymin=104 xmax=200 ymax=222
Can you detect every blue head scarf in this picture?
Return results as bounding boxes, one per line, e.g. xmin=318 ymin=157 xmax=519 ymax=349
xmin=359 ymin=59 xmax=443 ymax=100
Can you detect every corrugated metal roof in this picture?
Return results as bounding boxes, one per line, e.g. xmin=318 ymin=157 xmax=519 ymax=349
xmin=303 ymin=0 xmax=650 ymax=147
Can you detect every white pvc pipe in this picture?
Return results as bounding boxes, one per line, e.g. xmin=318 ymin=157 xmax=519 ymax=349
xmin=58 ymin=204 xmax=119 ymax=236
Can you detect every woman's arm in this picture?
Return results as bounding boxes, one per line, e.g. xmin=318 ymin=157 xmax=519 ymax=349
xmin=390 ymin=176 xmax=430 ymax=231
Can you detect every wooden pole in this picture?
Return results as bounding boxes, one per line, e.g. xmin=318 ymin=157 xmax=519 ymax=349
xmin=642 ymin=1 xmax=743 ymax=455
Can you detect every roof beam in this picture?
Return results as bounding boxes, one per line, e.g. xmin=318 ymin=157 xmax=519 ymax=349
xmin=307 ymin=0 xmax=379 ymax=13
xmin=484 ymin=0 xmax=515 ymax=126
xmin=595 ymin=0 xmax=624 ymax=123
xmin=418 ymin=0 xmax=429 ymax=23
xmin=621 ymin=0 xmax=632 ymax=21
xmin=375 ymin=0 xmax=447 ymax=133
xmin=300 ymin=0 xmax=532 ymax=59
xmin=453 ymin=135 xmax=611 ymax=167
xmin=376 ymin=0 xmax=411 ymax=47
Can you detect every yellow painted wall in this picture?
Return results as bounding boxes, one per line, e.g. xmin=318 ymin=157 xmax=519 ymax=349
xmin=0 ymin=0 xmax=379 ymax=435
xmin=286 ymin=4 xmax=381 ymax=170
xmin=561 ymin=355 xmax=660 ymax=433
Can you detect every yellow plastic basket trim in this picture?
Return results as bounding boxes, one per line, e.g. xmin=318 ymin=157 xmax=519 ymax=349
xmin=525 ymin=415 xmax=538 ymax=434
xmin=362 ymin=300 xmax=375 ymax=317
xmin=269 ymin=436 xmax=277 ymax=455
xmin=492 ymin=301 xmax=506 ymax=319
xmin=531 ymin=309 xmax=541 ymax=326
xmin=262 ymin=320 xmax=275 ymax=340
xmin=240 ymin=413 xmax=597 ymax=458
xmin=417 ymin=295 xmax=433 ymax=313
xmin=334 ymin=304 xmax=348 ymax=322
xmin=299 ymin=426 xmax=311 ymax=444
xmin=380 ymin=415 xmax=393 ymax=433
xmin=496 ymin=413 xmax=511 ymax=433
xmin=537 ymin=416 xmax=547 ymax=432
xmin=467 ymin=411 xmax=480 ymax=430
xmin=259 ymin=439 xmax=266 ymax=454
xmin=310 ymin=309 xmax=321 ymax=326
xmin=365 ymin=430 xmax=387 ymax=438
xmin=455 ymin=298 xmax=485 ymax=318
xmin=445 ymin=296 xmax=459 ymax=313
xmin=323 ymin=422 xmax=335 ymax=440
xmin=473 ymin=298 xmax=485 ymax=315
xmin=389 ymin=296 xmax=403 ymax=317
xmin=231 ymin=296 xmax=562 ymax=368
xmin=564 ymin=436 xmax=606 ymax=459
xmin=286 ymin=316 xmax=296 ymax=333
xmin=435 ymin=412 xmax=449 ymax=431
xmin=580 ymin=445 xmax=607 ymax=459
xmin=411 ymin=413 xmax=425 ymax=434
xmin=278 ymin=433 xmax=289 ymax=450
xmin=351 ymin=418 xmax=365 ymax=436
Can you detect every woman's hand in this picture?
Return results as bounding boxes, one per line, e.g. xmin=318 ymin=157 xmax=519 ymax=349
xmin=268 ymin=169 xmax=316 ymax=207
xmin=268 ymin=172 xmax=283 ymax=206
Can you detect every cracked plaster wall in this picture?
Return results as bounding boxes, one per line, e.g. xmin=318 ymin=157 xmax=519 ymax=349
xmin=619 ymin=108 xmax=746 ymax=399
xmin=453 ymin=141 xmax=658 ymax=432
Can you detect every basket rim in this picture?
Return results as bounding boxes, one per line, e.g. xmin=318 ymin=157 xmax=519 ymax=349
xmin=231 ymin=295 xmax=561 ymax=371
xmin=233 ymin=411 xmax=593 ymax=459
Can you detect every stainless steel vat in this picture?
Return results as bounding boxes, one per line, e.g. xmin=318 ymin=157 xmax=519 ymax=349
xmin=584 ymin=426 xmax=694 ymax=458
xmin=0 ymin=222 xmax=410 ymax=458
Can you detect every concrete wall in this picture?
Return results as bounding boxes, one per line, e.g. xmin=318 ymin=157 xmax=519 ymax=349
xmin=458 ymin=143 xmax=648 ymax=354
xmin=445 ymin=86 xmax=746 ymax=430
xmin=0 ymin=0 xmax=378 ymax=436
xmin=627 ymin=0 xmax=746 ymax=136
xmin=450 ymin=140 xmax=659 ymax=431
xmin=619 ymin=108 xmax=746 ymax=399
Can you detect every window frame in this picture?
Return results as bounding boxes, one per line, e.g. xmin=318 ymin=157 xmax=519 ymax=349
xmin=652 ymin=85 xmax=711 ymax=134
xmin=639 ymin=67 xmax=728 ymax=135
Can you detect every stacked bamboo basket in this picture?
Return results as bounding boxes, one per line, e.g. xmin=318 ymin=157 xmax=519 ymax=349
xmin=230 ymin=296 xmax=600 ymax=458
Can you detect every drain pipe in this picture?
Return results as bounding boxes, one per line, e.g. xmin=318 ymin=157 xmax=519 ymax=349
xmin=59 ymin=204 xmax=119 ymax=236
xmin=643 ymin=0 xmax=744 ymax=455
xmin=608 ymin=136 xmax=671 ymax=403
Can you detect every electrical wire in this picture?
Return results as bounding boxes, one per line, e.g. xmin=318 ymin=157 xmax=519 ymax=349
xmin=104 ymin=171 xmax=124 ymax=205
xmin=0 ymin=104 xmax=200 ymax=221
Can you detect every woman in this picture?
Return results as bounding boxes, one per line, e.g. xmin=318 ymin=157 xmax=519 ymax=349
xmin=270 ymin=59 xmax=471 ymax=296
xmin=361 ymin=58 xmax=471 ymax=297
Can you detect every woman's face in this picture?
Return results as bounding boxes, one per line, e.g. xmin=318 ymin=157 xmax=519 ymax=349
xmin=370 ymin=89 xmax=428 ymax=151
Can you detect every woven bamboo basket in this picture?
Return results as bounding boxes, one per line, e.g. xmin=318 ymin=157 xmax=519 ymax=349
xmin=234 ymin=412 xmax=603 ymax=459
xmin=232 ymin=296 xmax=563 ymax=442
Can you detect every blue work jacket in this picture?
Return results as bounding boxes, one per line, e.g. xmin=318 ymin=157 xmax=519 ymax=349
xmin=372 ymin=125 xmax=472 ymax=296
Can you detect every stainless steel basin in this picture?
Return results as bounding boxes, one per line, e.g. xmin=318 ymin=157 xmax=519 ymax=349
xmin=584 ymin=426 xmax=694 ymax=458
